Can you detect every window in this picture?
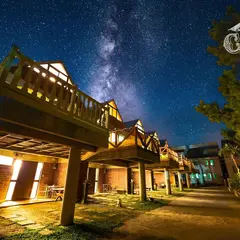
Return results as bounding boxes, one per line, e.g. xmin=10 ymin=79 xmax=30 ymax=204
xmin=210 ymin=160 xmax=214 ymax=166
xmin=195 ymin=173 xmax=199 ymax=179
xmin=205 ymin=160 xmax=209 ymax=166
xmin=0 ymin=155 xmax=13 ymax=166
xmin=30 ymin=162 xmax=43 ymax=199
xmin=203 ymin=173 xmax=207 ymax=178
xmin=6 ymin=160 xmax=22 ymax=200
xmin=207 ymin=173 xmax=212 ymax=179
xmin=213 ymin=173 xmax=217 ymax=179
xmin=191 ymin=173 xmax=195 ymax=179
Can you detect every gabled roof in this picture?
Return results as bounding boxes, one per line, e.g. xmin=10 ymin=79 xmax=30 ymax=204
xmin=124 ymin=119 xmax=139 ymax=128
xmin=160 ymin=139 xmax=168 ymax=147
xmin=38 ymin=60 xmax=74 ymax=85
xmin=102 ymin=99 xmax=123 ymax=122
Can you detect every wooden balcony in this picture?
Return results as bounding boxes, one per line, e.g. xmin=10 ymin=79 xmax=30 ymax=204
xmin=0 ymin=46 xmax=109 ymax=150
xmin=83 ymin=126 xmax=160 ymax=166
xmin=145 ymin=146 xmax=179 ymax=170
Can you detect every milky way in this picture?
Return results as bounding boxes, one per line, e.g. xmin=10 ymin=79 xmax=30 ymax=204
xmin=1 ymin=0 xmax=240 ymax=145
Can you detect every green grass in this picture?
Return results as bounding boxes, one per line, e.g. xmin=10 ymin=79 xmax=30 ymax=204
xmin=0 ymin=189 xmax=186 ymax=240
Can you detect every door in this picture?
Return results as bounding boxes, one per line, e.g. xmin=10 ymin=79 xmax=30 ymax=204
xmin=11 ymin=161 xmax=38 ymax=200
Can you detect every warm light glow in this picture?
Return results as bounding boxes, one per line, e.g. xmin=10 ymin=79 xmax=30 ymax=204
xmin=5 ymin=182 xmax=16 ymax=200
xmin=30 ymin=182 xmax=39 ymax=199
xmin=42 ymin=72 xmax=47 ymax=77
xmin=0 ymin=155 xmax=13 ymax=166
xmin=34 ymin=162 xmax=43 ymax=180
xmin=49 ymin=77 xmax=56 ymax=82
xmin=118 ymin=134 xmax=124 ymax=143
xmin=109 ymin=132 xmax=116 ymax=143
xmin=33 ymin=67 xmax=40 ymax=73
xmin=11 ymin=160 xmax=22 ymax=180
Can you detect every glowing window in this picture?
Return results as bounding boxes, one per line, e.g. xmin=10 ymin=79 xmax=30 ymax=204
xmin=203 ymin=173 xmax=207 ymax=178
xmin=210 ymin=160 xmax=214 ymax=166
xmin=195 ymin=173 xmax=199 ymax=179
xmin=30 ymin=182 xmax=39 ymax=199
xmin=109 ymin=132 xmax=116 ymax=143
xmin=11 ymin=160 xmax=22 ymax=180
xmin=213 ymin=173 xmax=217 ymax=179
xmin=208 ymin=173 xmax=212 ymax=179
xmin=5 ymin=182 xmax=16 ymax=200
xmin=118 ymin=134 xmax=124 ymax=143
xmin=34 ymin=163 xmax=43 ymax=181
xmin=205 ymin=160 xmax=209 ymax=166
xmin=0 ymin=155 xmax=13 ymax=166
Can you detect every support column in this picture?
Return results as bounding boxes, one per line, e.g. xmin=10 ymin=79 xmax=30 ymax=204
xmin=172 ymin=173 xmax=176 ymax=187
xmin=164 ymin=168 xmax=171 ymax=195
xmin=76 ymin=161 xmax=89 ymax=203
xmin=186 ymin=173 xmax=191 ymax=189
xmin=178 ymin=171 xmax=183 ymax=191
xmin=138 ymin=162 xmax=146 ymax=201
xmin=150 ymin=170 xmax=155 ymax=190
xmin=60 ymin=148 xmax=81 ymax=226
xmin=127 ymin=167 xmax=134 ymax=194
xmin=94 ymin=168 xmax=100 ymax=194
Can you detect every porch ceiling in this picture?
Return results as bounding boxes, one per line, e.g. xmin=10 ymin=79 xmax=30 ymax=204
xmin=0 ymin=132 xmax=72 ymax=158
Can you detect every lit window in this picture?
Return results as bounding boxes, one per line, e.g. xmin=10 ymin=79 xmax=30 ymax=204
xmin=30 ymin=182 xmax=39 ymax=199
xmin=213 ymin=173 xmax=217 ymax=179
xmin=208 ymin=173 xmax=212 ymax=179
xmin=210 ymin=160 xmax=214 ymax=166
xmin=191 ymin=174 xmax=195 ymax=179
xmin=5 ymin=182 xmax=16 ymax=200
xmin=203 ymin=173 xmax=207 ymax=177
xmin=34 ymin=162 xmax=43 ymax=180
xmin=109 ymin=132 xmax=116 ymax=143
xmin=205 ymin=160 xmax=209 ymax=166
xmin=195 ymin=173 xmax=199 ymax=179
xmin=11 ymin=160 xmax=22 ymax=180
xmin=6 ymin=160 xmax=22 ymax=200
xmin=118 ymin=134 xmax=124 ymax=143
xmin=0 ymin=155 xmax=13 ymax=166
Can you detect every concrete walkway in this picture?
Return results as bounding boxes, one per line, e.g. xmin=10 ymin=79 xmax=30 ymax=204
xmin=112 ymin=187 xmax=240 ymax=240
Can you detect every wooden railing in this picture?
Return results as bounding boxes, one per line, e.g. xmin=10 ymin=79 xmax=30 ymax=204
xmin=108 ymin=126 xmax=160 ymax=155
xmin=0 ymin=46 xmax=109 ymax=130
xmin=159 ymin=146 xmax=179 ymax=161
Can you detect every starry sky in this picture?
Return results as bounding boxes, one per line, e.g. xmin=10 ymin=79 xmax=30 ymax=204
xmin=1 ymin=0 xmax=240 ymax=146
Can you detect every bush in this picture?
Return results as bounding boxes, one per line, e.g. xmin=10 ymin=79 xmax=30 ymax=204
xmin=229 ymin=173 xmax=240 ymax=191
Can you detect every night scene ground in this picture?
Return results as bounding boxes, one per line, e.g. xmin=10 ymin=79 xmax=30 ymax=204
xmin=0 ymin=0 xmax=240 ymax=240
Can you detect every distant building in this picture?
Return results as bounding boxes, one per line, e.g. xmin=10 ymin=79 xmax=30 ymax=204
xmin=186 ymin=142 xmax=224 ymax=185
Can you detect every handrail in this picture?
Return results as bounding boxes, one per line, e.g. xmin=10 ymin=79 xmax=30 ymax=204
xmin=0 ymin=46 xmax=109 ymax=130
xmin=108 ymin=126 xmax=160 ymax=154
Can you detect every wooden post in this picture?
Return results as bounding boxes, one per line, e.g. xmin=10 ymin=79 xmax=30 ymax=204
xmin=150 ymin=170 xmax=155 ymax=190
xmin=138 ymin=162 xmax=146 ymax=201
xmin=178 ymin=171 xmax=183 ymax=192
xmin=127 ymin=167 xmax=133 ymax=194
xmin=94 ymin=168 xmax=100 ymax=193
xmin=172 ymin=173 xmax=176 ymax=187
xmin=60 ymin=148 xmax=81 ymax=226
xmin=186 ymin=173 xmax=191 ymax=189
xmin=164 ymin=168 xmax=171 ymax=195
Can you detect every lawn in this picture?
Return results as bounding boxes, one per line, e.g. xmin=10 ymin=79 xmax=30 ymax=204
xmin=0 ymin=188 xmax=188 ymax=240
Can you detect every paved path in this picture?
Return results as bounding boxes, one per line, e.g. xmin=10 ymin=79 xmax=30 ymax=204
xmin=112 ymin=187 xmax=240 ymax=240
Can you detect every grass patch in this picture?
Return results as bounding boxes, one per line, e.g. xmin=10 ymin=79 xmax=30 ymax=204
xmin=0 ymin=189 xmax=185 ymax=239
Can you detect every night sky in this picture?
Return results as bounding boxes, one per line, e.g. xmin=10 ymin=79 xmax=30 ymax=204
xmin=1 ymin=0 xmax=240 ymax=146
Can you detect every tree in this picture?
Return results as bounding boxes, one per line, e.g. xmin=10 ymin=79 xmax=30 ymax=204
xmin=196 ymin=7 xmax=240 ymax=172
xmin=196 ymin=7 xmax=240 ymax=146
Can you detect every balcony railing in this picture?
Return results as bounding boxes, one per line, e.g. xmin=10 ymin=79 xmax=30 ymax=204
xmin=0 ymin=46 xmax=109 ymax=131
xmin=159 ymin=146 xmax=179 ymax=162
xmin=108 ymin=126 xmax=160 ymax=155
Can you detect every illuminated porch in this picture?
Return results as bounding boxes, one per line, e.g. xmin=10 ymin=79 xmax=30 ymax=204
xmin=0 ymin=46 xmax=110 ymax=225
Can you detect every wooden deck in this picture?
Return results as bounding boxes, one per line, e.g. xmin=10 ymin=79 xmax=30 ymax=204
xmin=0 ymin=46 xmax=109 ymax=150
